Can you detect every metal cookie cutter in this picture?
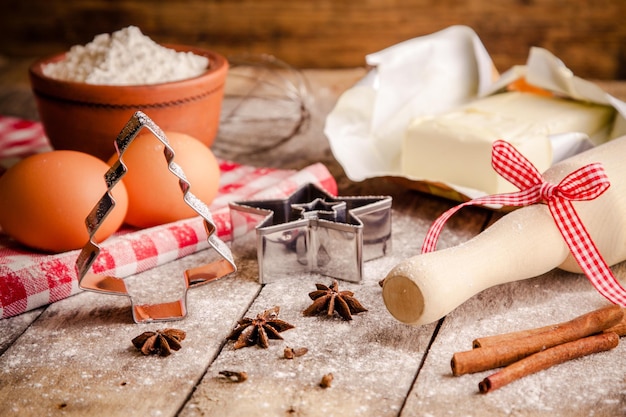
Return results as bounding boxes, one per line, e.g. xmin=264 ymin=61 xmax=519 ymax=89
xmin=229 ymin=183 xmax=391 ymax=284
xmin=75 ymin=111 xmax=236 ymax=323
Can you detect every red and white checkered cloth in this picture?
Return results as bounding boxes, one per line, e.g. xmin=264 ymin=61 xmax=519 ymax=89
xmin=0 ymin=116 xmax=50 ymax=157
xmin=0 ymin=116 xmax=337 ymax=319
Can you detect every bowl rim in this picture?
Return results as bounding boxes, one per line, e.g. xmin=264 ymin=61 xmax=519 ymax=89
xmin=29 ymin=44 xmax=228 ymax=90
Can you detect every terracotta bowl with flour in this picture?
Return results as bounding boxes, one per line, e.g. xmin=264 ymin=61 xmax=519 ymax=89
xmin=29 ymin=45 xmax=228 ymax=161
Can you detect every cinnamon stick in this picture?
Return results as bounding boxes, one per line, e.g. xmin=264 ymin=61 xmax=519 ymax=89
xmin=473 ymin=307 xmax=626 ymax=348
xmin=478 ymin=332 xmax=619 ymax=393
xmin=451 ymin=305 xmax=623 ymax=376
xmin=472 ymin=323 xmax=556 ymax=349
xmin=604 ymin=309 xmax=626 ymax=337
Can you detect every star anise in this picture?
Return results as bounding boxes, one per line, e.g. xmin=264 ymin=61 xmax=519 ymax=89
xmin=319 ymin=372 xmax=334 ymax=389
xmin=218 ymin=370 xmax=248 ymax=383
xmin=303 ymin=280 xmax=368 ymax=320
xmin=227 ymin=306 xmax=295 ymax=349
xmin=132 ymin=328 xmax=186 ymax=356
xmin=284 ymin=346 xmax=308 ymax=359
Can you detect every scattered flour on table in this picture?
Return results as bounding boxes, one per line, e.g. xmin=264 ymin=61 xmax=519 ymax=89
xmin=42 ymin=26 xmax=209 ymax=85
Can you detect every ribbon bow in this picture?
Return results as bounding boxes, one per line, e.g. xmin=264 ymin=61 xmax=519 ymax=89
xmin=422 ymin=140 xmax=626 ymax=306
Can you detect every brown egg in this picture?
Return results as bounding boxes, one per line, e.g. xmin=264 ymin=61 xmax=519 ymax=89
xmin=109 ymin=131 xmax=220 ymax=228
xmin=0 ymin=150 xmax=128 ymax=253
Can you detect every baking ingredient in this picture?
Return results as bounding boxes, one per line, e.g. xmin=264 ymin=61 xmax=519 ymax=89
xmin=382 ymin=136 xmax=626 ymax=326
xmin=473 ymin=306 xmax=626 ymax=348
xmin=0 ymin=150 xmax=128 ymax=253
xmin=479 ymin=332 xmax=619 ymax=393
xmin=402 ymin=92 xmax=615 ymax=194
xmin=319 ymin=373 xmax=334 ymax=389
xmin=108 ymin=131 xmax=220 ymax=228
xmin=284 ymin=346 xmax=308 ymax=359
xmin=303 ymin=280 xmax=368 ymax=321
xmin=42 ymin=26 xmax=208 ymax=85
xmin=605 ymin=311 xmax=626 ymax=336
xmin=226 ymin=306 xmax=295 ymax=349
xmin=506 ymin=76 xmax=553 ymax=97
xmin=218 ymin=370 xmax=248 ymax=383
xmin=131 ymin=328 xmax=186 ymax=356
xmin=450 ymin=305 xmax=623 ymax=376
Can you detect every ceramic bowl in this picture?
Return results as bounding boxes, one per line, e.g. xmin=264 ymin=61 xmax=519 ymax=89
xmin=29 ymin=45 xmax=228 ymax=161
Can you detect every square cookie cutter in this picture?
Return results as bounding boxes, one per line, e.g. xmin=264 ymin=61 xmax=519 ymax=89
xmin=75 ymin=111 xmax=236 ymax=323
xmin=229 ymin=183 xmax=392 ymax=284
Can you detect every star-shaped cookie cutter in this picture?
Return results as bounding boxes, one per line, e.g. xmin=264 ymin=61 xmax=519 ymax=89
xmin=75 ymin=111 xmax=236 ymax=323
xmin=229 ymin=183 xmax=391 ymax=283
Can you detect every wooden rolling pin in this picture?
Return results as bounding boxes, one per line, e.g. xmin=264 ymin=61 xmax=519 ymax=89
xmin=382 ymin=136 xmax=626 ymax=326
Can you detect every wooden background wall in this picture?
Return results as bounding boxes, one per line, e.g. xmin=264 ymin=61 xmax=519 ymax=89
xmin=1 ymin=0 xmax=625 ymax=79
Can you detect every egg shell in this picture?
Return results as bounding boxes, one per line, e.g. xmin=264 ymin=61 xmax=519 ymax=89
xmin=110 ymin=131 xmax=220 ymax=228
xmin=0 ymin=150 xmax=129 ymax=253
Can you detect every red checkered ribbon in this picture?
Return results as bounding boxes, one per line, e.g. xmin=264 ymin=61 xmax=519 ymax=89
xmin=422 ymin=139 xmax=626 ymax=306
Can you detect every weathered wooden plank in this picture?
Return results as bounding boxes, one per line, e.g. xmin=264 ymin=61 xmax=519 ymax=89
xmin=0 ymin=309 xmax=42 ymax=355
xmin=0 ymin=66 xmax=485 ymax=416
xmin=0 ymin=58 xmax=39 ymax=119
xmin=0 ymin=250 xmax=261 ymax=416
xmin=181 ymin=278 xmax=431 ymax=416
xmin=396 ymin=75 xmax=626 ymax=414
xmin=401 ymin=265 xmax=626 ymax=417
xmin=1 ymin=1 xmax=625 ymax=79
xmin=182 ymin=62 xmax=494 ymax=413
xmin=174 ymin=66 xmax=492 ymax=416
xmin=3 ymin=67 xmax=624 ymax=417
xmin=179 ymin=197 xmax=489 ymax=417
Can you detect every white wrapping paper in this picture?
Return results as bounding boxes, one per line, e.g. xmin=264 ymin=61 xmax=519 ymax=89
xmin=325 ymin=25 xmax=626 ymax=200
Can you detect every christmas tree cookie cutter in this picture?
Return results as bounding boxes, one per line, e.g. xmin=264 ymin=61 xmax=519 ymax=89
xmin=75 ymin=111 xmax=236 ymax=323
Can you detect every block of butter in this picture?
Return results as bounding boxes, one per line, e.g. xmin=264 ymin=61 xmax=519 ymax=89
xmin=402 ymin=92 xmax=615 ymax=195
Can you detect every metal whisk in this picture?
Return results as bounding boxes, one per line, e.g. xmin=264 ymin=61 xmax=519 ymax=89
xmin=212 ymin=53 xmax=311 ymax=159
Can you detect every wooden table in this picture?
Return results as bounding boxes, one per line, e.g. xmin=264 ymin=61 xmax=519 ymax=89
xmin=1 ymin=64 xmax=625 ymax=417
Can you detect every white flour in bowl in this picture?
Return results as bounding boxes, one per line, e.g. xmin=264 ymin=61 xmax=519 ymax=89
xmin=42 ymin=26 xmax=209 ymax=85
